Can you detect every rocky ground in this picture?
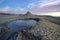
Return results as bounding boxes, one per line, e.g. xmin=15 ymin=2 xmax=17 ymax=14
xmin=0 ymin=19 xmax=60 ymax=40
xmin=16 ymin=20 xmax=60 ymax=40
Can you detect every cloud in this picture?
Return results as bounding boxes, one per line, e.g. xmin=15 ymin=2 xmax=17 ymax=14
xmin=30 ymin=0 xmax=60 ymax=14
xmin=27 ymin=3 xmax=36 ymax=9
xmin=0 ymin=6 xmax=12 ymax=13
xmin=0 ymin=0 xmax=4 ymax=3
xmin=0 ymin=6 xmax=26 ymax=14
xmin=39 ymin=1 xmax=60 ymax=12
xmin=40 ymin=1 xmax=60 ymax=7
xmin=40 ymin=12 xmax=60 ymax=17
xmin=27 ymin=0 xmax=42 ymax=9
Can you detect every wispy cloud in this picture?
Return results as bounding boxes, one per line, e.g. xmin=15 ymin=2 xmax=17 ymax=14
xmin=0 ymin=0 xmax=4 ymax=3
xmin=40 ymin=0 xmax=60 ymax=12
xmin=0 ymin=6 xmax=26 ymax=14
xmin=27 ymin=3 xmax=36 ymax=9
xmin=27 ymin=0 xmax=40 ymax=9
xmin=30 ymin=0 xmax=60 ymax=14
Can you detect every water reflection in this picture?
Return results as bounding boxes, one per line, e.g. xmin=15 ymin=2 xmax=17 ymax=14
xmin=8 ymin=20 xmax=37 ymax=32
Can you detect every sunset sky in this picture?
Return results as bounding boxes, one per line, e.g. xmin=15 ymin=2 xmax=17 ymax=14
xmin=0 ymin=0 xmax=60 ymax=16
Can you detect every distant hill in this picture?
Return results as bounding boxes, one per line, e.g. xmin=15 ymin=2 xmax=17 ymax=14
xmin=0 ymin=13 xmax=13 ymax=15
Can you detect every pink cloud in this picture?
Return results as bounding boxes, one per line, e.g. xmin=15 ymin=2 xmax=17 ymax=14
xmin=30 ymin=1 xmax=60 ymax=14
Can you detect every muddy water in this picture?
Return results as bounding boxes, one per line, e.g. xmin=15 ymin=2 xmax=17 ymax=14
xmin=8 ymin=20 xmax=37 ymax=32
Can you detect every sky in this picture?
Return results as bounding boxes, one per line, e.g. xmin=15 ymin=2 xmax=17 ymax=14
xmin=0 ymin=0 xmax=60 ymax=16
